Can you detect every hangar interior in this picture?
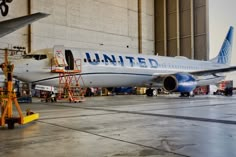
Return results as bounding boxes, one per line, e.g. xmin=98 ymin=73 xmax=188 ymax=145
xmin=1 ymin=1 xmax=236 ymax=157
xmin=0 ymin=0 xmax=208 ymax=59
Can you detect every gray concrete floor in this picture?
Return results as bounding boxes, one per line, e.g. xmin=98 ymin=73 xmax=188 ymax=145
xmin=1 ymin=95 xmax=236 ymax=157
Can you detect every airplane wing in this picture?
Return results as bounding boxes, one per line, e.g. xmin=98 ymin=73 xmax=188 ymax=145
xmin=190 ymin=66 xmax=236 ymax=75
xmin=152 ymin=66 xmax=236 ymax=77
xmin=0 ymin=12 xmax=49 ymax=38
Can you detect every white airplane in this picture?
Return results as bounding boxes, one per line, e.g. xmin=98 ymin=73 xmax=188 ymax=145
xmin=8 ymin=26 xmax=236 ymax=97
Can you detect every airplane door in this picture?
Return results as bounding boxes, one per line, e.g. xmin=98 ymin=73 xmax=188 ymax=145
xmin=65 ymin=50 xmax=74 ymax=70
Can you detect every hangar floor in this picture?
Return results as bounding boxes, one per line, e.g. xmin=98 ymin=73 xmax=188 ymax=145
xmin=1 ymin=95 xmax=236 ymax=157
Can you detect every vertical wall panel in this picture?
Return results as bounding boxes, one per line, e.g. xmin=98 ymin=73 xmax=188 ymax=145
xmin=166 ymin=0 xmax=180 ymax=57
xmin=154 ymin=0 xmax=166 ymax=56
xmin=154 ymin=0 xmax=208 ymax=60
xmin=141 ymin=0 xmax=155 ymax=54
xmin=179 ymin=0 xmax=194 ymax=59
xmin=194 ymin=0 xmax=209 ymax=60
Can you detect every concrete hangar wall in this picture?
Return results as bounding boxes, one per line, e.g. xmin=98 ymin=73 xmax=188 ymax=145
xmin=0 ymin=0 xmax=208 ymax=59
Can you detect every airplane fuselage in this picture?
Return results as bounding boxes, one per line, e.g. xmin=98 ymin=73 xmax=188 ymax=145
xmin=12 ymin=48 xmax=226 ymax=88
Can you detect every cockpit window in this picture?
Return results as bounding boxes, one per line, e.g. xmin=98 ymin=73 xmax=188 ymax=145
xmin=23 ymin=55 xmax=47 ymax=60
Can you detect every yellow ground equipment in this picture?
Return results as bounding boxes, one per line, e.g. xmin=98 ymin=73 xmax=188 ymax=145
xmin=0 ymin=49 xmax=39 ymax=129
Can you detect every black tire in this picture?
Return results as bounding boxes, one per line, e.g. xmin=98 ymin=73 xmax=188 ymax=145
xmin=8 ymin=122 xmax=15 ymax=129
xmin=146 ymin=88 xmax=154 ymax=97
xmin=180 ymin=92 xmax=190 ymax=97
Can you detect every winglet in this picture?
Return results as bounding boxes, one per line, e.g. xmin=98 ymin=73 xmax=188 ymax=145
xmin=0 ymin=12 xmax=49 ymax=38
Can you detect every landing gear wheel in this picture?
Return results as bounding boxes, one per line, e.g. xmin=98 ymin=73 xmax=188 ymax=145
xmin=180 ymin=92 xmax=194 ymax=97
xmin=180 ymin=92 xmax=188 ymax=97
xmin=7 ymin=121 xmax=15 ymax=129
xmin=146 ymin=88 xmax=154 ymax=97
xmin=152 ymin=89 xmax=157 ymax=96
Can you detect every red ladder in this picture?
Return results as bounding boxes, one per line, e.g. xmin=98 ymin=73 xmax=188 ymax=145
xmin=51 ymin=52 xmax=86 ymax=102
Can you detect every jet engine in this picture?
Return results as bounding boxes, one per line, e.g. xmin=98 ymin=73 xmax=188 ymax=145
xmin=163 ymin=73 xmax=197 ymax=92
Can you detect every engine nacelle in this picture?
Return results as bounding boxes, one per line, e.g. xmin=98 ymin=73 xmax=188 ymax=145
xmin=163 ymin=73 xmax=197 ymax=92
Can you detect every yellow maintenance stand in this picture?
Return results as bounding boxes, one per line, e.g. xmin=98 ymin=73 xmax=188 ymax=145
xmin=0 ymin=49 xmax=39 ymax=129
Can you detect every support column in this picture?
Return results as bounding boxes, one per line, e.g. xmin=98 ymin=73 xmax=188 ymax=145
xmin=190 ymin=0 xmax=194 ymax=59
xmin=138 ymin=0 xmax=142 ymax=54
xmin=27 ymin=0 xmax=31 ymax=53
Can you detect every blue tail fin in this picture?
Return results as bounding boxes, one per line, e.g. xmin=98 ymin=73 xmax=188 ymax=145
xmin=211 ymin=26 xmax=234 ymax=65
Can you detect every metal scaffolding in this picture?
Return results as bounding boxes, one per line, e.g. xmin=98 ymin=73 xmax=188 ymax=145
xmin=51 ymin=53 xmax=86 ymax=103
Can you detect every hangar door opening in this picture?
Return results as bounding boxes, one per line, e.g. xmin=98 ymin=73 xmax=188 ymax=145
xmin=65 ymin=50 xmax=74 ymax=70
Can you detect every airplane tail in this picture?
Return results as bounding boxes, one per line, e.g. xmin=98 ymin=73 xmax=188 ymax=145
xmin=210 ymin=26 xmax=234 ymax=65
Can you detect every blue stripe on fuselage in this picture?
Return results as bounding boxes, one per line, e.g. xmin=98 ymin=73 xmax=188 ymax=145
xmin=31 ymin=72 xmax=223 ymax=84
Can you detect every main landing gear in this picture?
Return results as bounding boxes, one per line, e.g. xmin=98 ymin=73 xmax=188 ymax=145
xmin=146 ymin=88 xmax=157 ymax=97
xmin=180 ymin=92 xmax=194 ymax=97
